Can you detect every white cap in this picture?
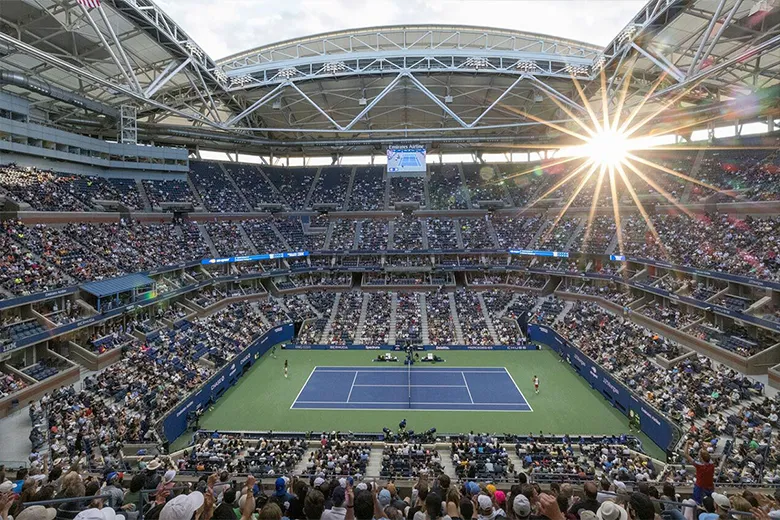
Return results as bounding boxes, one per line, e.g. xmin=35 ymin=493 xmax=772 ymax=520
xmin=160 ymin=492 xmax=205 ymax=520
xmin=478 ymin=495 xmax=493 ymax=511
xmin=73 ymin=508 xmax=124 ymax=520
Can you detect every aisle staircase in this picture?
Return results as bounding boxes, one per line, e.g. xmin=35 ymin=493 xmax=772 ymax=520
xmin=448 ymin=292 xmax=465 ymax=344
xmin=355 ymin=293 xmax=371 ymax=343
xmin=365 ymin=447 xmax=385 ymax=477
xmin=419 ymin=293 xmax=431 ymax=344
xmin=197 ymin=224 xmax=219 ymax=257
xmin=476 ymin=293 xmax=500 ymax=343
xmin=389 ymin=293 xmax=398 ymax=345
xmin=319 ymin=293 xmax=342 ymax=343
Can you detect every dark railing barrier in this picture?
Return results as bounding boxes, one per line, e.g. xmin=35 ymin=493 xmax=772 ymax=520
xmin=158 ymin=323 xmax=294 ymax=443
xmin=528 ymin=324 xmax=682 ymax=455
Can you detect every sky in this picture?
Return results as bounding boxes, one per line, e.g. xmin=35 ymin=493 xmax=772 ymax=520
xmin=157 ymin=0 xmax=647 ymax=59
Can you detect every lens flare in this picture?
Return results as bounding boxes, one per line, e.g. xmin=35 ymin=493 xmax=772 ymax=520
xmin=582 ymin=130 xmax=631 ymax=166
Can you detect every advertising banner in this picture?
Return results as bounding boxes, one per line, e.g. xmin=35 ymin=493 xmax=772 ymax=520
xmin=160 ymin=323 xmax=294 ymax=442
xmin=528 ymin=324 xmax=678 ymax=451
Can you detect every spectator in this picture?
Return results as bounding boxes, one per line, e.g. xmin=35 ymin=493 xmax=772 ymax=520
xmin=684 ymin=442 xmax=714 ymax=504
xmin=569 ymin=483 xmax=600 ymax=519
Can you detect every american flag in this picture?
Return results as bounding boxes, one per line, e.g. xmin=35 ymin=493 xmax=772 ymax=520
xmin=77 ymin=0 xmax=101 ymax=8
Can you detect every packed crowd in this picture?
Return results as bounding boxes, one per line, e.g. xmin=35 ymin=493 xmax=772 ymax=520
xmin=560 ymin=301 xmax=762 ymax=425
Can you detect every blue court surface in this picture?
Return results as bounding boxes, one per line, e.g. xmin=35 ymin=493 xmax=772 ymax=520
xmin=291 ymin=366 xmax=532 ymax=411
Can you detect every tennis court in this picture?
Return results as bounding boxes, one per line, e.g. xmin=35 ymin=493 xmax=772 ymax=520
xmin=290 ymin=366 xmax=532 ymax=411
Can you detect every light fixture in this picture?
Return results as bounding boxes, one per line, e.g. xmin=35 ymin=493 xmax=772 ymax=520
xmin=564 ymin=64 xmax=589 ymax=76
xmin=464 ymin=57 xmax=490 ymax=69
xmin=323 ymin=61 xmax=347 ymax=74
xmin=278 ymin=68 xmax=299 ymax=79
xmin=516 ymin=61 xmax=536 ymax=72
xmin=618 ymin=26 xmax=637 ymax=44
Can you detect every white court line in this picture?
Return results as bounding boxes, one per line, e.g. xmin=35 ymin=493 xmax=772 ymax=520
xmin=294 ymin=400 xmax=529 ymax=406
xmin=346 ymin=371 xmax=359 ymax=403
xmin=314 ymin=367 xmax=506 ymax=373
xmin=290 ymin=366 xmax=319 ymax=410
xmin=352 ymin=384 xmax=467 ymax=388
xmin=291 ymin=366 xmax=533 ymax=412
xmin=461 ymin=372 xmax=474 ymax=404
xmin=503 ymin=367 xmax=534 ymax=412
xmin=289 ymin=406 xmax=533 ymax=413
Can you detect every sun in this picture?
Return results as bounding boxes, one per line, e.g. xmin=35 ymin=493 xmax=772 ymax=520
xmin=583 ymin=130 xmax=631 ymax=166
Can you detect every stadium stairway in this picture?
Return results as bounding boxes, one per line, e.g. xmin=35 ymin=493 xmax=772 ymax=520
xmin=555 ymin=300 xmax=575 ymax=325
xmin=319 ymin=293 xmax=342 ymax=343
xmin=293 ymin=447 xmax=317 ymax=476
xmin=269 ymin=220 xmax=293 ymax=250
xmin=197 ymin=224 xmax=220 ymax=257
xmin=185 ymin=175 xmax=206 ymax=210
xmin=343 ymin=166 xmax=357 ymax=209
xmin=456 ymin=164 xmax=474 ymax=209
xmin=420 ymin=220 xmax=430 ymax=249
xmin=606 ymin=229 xmax=621 ymax=255
xmin=365 ymin=447 xmax=385 ymax=477
xmin=526 ymin=221 xmax=548 ymax=249
xmin=564 ymin=218 xmax=586 ymax=251
xmin=476 ymin=293 xmax=500 ymax=344
xmin=218 ymin=163 xmax=253 ymax=211
xmin=506 ymin=449 xmax=525 ymax=477
xmin=354 ymin=293 xmax=371 ymax=344
xmin=303 ymin=168 xmax=321 ymax=209
xmin=423 ymin=171 xmax=432 ymax=208
xmin=451 ymin=219 xmax=466 ymax=249
xmin=498 ymin=293 xmax=534 ymax=318
xmin=383 ymin=171 xmax=391 ymax=210
xmin=485 ymin=218 xmax=501 ymax=248
xmin=135 ymin=179 xmax=153 ymax=211
xmin=389 ymin=293 xmax=398 ymax=345
xmin=386 ymin=220 xmax=395 ymax=249
xmin=255 ymin=166 xmax=286 ymax=205
xmin=419 ymin=293 xmax=431 ymax=344
xmin=323 ymin=221 xmax=335 ymax=249
xmin=692 ymin=393 xmax=766 ymax=431
xmin=353 ymin=221 xmax=363 ymax=250
xmin=237 ymin=225 xmax=259 ymax=255
xmin=437 ymin=449 xmax=458 ymax=480
xmin=447 ymin=292 xmax=466 ymax=344
xmin=681 ymin=149 xmax=707 ymax=203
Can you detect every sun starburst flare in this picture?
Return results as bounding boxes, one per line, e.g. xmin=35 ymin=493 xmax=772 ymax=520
xmin=499 ymin=61 xmax=745 ymax=258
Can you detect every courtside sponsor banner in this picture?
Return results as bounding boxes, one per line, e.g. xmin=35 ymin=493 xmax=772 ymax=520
xmin=161 ymin=323 xmax=294 ymax=442
xmin=529 ymin=324 xmax=677 ymax=450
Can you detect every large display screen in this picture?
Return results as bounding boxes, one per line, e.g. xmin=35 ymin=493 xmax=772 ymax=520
xmin=387 ymin=146 xmax=426 ymax=174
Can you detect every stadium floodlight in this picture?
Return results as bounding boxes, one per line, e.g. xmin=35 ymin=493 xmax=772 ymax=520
xmin=592 ymin=55 xmax=606 ymax=72
xmin=564 ymin=64 xmax=589 ymax=76
xmin=323 ymin=61 xmax=347 ymax=74
xmin=278 ymin=68 xmax=299 ymax=79
xmin=464 ymin=57 xmax=490 ymax=69
xmin=231 ymin=75 xmax=255 ymax=87
xmin=516 ymin=61 xmax=536 ymax=72
xmin=185 ymin=42 xmax=203 ymax=59
xmin=618 ymin=26 xmax=637 ymax=44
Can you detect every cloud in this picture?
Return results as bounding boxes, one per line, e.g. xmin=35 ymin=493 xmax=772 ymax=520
xmin=157 ymin=0 xmax=645 ymax=59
